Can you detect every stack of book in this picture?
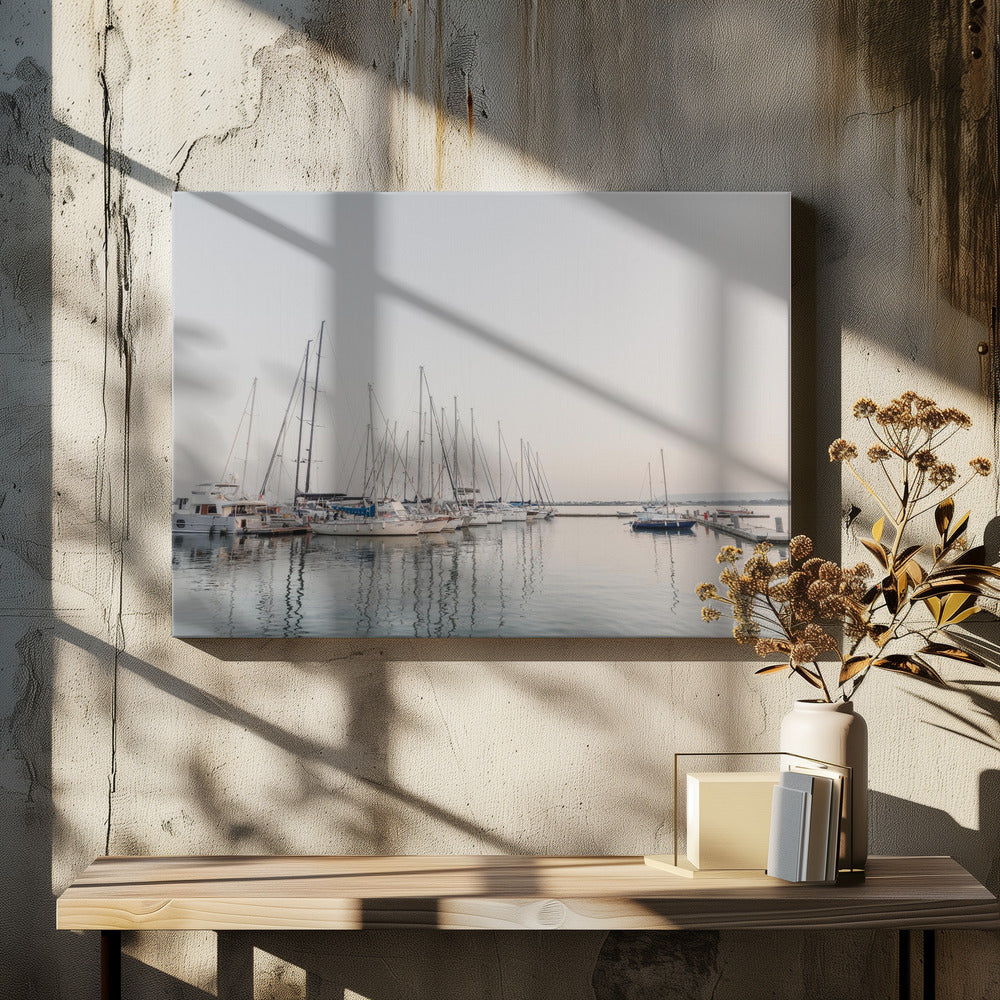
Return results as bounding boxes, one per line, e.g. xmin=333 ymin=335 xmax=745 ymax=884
xmin=766 ymin=766 xmax=843 ymax=884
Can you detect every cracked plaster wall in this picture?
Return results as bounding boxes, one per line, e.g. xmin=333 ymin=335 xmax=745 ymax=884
xmin=2 ymin=0 xmax=1000 ymax=997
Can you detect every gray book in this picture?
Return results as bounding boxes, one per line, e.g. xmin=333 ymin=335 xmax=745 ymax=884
xmin=789 ymin=765 xmax=842 ymax=882
xmin=766 ymin=783 xmax=809 ymax=881
xmin=781 ymin=770 xmax=835 ymax=881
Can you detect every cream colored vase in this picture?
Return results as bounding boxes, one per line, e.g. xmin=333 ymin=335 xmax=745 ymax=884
xmin=780 ymin=699 xmax=868 ymax=870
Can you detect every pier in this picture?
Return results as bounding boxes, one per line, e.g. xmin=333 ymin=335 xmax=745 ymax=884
xmin=704 ymin=517 xmax=790 ymax=545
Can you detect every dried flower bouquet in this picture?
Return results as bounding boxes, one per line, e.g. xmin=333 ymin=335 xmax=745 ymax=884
xmin=698 ymin=392 xmax=998 ymax=702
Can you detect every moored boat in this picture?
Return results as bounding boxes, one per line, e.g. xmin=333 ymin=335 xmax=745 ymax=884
xmin=173 ymin=480 xmax=239 ymax=535
xmin=311 ymin=498 xmax=423 ymax=537
xmin=222 ymin=498 xmax=309 ymax=535
xmin=631 ymin=509 xmax=696 ymax=532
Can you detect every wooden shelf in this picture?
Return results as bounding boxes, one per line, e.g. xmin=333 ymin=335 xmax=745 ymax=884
xmin=56 ymin=854 xmax=1000 ymax=932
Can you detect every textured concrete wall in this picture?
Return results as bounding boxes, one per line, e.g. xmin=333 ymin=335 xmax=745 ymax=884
xmin=2 ymin=1 xmax=999 ymax=997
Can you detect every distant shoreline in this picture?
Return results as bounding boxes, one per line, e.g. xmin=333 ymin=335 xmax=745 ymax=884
xmin=553 ymin=499 xmax=790 ymax=507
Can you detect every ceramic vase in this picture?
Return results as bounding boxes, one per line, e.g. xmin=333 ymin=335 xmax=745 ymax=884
xmin=780 ymin=699 xmax=868 ymax=870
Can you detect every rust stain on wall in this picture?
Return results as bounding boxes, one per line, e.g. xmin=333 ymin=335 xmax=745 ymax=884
xmin=434 ymin=0 xmax=445 ymax=189
xmin=834 ymin=0 xmax=997 ymax=329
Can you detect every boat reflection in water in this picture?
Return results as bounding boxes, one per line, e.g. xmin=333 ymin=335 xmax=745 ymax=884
xmin=171 ymin=509 xmax=774 ymax=638
xmin=173 ymin=519 xmax=546 ymax=638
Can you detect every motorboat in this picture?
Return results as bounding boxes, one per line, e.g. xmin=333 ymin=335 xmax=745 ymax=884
xmin=172 ymin=480 xmax=238 ymax=535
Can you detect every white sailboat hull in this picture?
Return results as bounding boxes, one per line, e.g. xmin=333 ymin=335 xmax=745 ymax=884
xmin=312 ymin=518 xmax=422 ymax=537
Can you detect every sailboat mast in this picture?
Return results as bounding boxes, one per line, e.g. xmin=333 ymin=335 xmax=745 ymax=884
xmin=440 ymin=404 xmax=457 ymax=497
xmin=304 ymin=320 xmax=324 ymax=494
xmin=534 ymin=452 xmax=548 ymax=506
xmin=294 ymin=339 xmax=312 ymax=498
xmin=497 ymin=421 xmax=502 ymax=501
xmin=403 ymin=430 xmax=410 ymax=501
xmin=219 ymin=377 xmax=257 ymax=488
xmin=536 ymin=452 xmax=555 ymax=506
xmin=259 ymin=353 xmax=307 ymax=499
xmin=470 ymin=408 xmax=476 ymax=505
xmin=417 ymin=366 xmax=424 ymax=502
xmin=453 ymin=397 xmax=459 ymax=498
xmin=660 ymin=448 xmax=669 ymax=510
xmin=422 ymin=376 xmax=458 ymax=500
xmin=520 ymin=439 xmax=525 ymax=503
xmin=242 ymin=379 xmax=256 ymax=492
xmin=367 ymin=384 xmax=377 ymax=498
xmin=427 ymin=392 xmax=434 ymax=500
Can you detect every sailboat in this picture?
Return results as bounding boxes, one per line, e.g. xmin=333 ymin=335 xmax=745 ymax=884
xmin=631 ymin=450 xmax=696 ymax=533
xmin=308 ymin=383 xmax=423 ymax=537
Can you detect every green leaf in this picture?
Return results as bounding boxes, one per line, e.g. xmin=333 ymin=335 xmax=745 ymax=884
xmin=861 ymin=538 xmax=889 ymax=570
xmin=872 ymin=517 xmax=885 ymax=543
xmin=839 ymin=656 xmax=870 ymax=685
xmin=872 ymin=655 xmax=947 ymax=685
xmin=936 ymin=497 xmax=955 ymax=537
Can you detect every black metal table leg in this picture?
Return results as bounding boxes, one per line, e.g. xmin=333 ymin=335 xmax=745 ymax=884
xmin=923 ymin=930 xmax=935 ymax=1000
xmin=899 ymin=929 xmax=936 ymax=1000
xmin=899 ymin=929 xmax=911 ymax=1000
xmin=101 ymin=930 xmax=121 ymax=1000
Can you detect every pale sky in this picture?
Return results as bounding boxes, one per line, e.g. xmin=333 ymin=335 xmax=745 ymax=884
xmin=173 ymin=192 xmax=790 ymax=502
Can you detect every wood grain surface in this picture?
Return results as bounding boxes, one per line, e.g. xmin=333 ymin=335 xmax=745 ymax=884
xmin=56 ymin=855 xmax=1000 ymax=931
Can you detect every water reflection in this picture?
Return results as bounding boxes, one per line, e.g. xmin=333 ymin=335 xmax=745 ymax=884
xmin=172 ymin=511 xmax=784 ymax=638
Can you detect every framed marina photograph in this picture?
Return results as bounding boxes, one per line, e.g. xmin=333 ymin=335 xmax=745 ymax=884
xmin=172 ymin=191 xmax=791 ymax=638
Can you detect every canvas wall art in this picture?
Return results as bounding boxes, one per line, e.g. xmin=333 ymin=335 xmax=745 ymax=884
xmin=172 ymin=191 xmax=790 ymax=638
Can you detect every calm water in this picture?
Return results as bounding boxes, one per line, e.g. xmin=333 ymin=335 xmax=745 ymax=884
xmin=172 ymin=507 xmax=788 ymax=638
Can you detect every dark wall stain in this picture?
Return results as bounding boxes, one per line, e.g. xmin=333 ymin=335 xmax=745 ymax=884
xmin=0 ymin=56 xmax=54 ymax=584
xmin=834 ymin=0 xmax=997 ymax=328
xmin=6 ymin=629 xmax=48 ymax=805
xmin=0 ymin=57 xmax=51 ymax=331
xmin=444 ymin=26 xmax=478 ymax=121
xmin=98 ymin=0 xmax=137 ymax=855
xmin=593 ymin=930 xmax=721 ymax=1000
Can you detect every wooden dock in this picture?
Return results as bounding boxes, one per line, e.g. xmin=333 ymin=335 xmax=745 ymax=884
xmin=705 ymin=518 xmax=790 ymax=545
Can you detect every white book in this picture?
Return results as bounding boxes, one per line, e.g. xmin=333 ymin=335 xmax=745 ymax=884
xmin=790 ymin=765 xmax=844 ymax=881
xmin=787 ymin=771 xmax=834 ymax=881
xmin=766 ymin=783 xmax=809 ymax=881
xmin=779 ymin=771 xmax=818 ymax=880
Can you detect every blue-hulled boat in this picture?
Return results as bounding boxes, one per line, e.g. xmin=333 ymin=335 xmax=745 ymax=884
xmin=630 ymin=510 xmax=696 ymax=532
